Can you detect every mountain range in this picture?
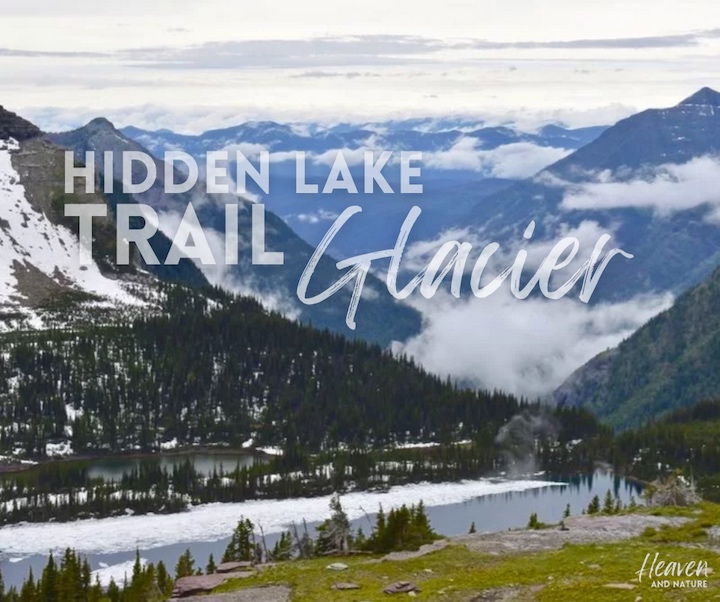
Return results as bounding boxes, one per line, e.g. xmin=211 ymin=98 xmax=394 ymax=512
xmin=4 ymin=89 xmax=720 ymax=431
xmin=120 ymin=119 xmax=607 ymax=258
xmin=46 ymin=119 xmax=422 ymax=346
xmin=461 ymin=87 xmax=720 ymax=302
xmin=122 ymin=119 xmax=605 ymax=158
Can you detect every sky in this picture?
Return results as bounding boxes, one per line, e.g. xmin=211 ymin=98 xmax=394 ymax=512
xmin=1 ymin=0 xmax=720 ymax=131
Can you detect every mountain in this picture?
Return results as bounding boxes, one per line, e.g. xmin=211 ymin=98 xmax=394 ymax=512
xmin=549 ymin=87 xmax=720 ymax=176
xmin=463 ymin=88 xmax=720 ymax=301
xmin=554 ymin=265 xmax=720 ymax=429
xmin=120 ymin=120 xmax=605 ymax=259
xmin=0 ymin=106 xmax=164 ymax=329
xmin=49 ymin=119 xmax=422 ymax=346
xmin=121 ymin=119 xmax=606 ymax=159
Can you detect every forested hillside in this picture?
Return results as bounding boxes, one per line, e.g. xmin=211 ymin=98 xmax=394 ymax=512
xmin=0 ymin=285 xmax=523 ymax=459
xmin=555 ymin=265 xmax=720 ymax=428
xmin=612 ymin=399 xmax=720 ymax=501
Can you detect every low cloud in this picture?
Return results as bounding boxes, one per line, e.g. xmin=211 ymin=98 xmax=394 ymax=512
xmin=156 ymin=207 xmax=301 ymax=319
xmin=424 ymin=138 xmax=572 ymax=178
xmin=294 ymin=210 xmax=340 ymax=224
xmin=557 ymin=156 xmax=720 ymax=221
xmin=395 ymin=289 xmax=671 ymax=399
xmin=392 ymin=216 xmax=658 ymax=398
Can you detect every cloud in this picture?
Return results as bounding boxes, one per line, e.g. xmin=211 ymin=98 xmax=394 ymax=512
xmin=557 ymin=156 xmax=720 ymax=221
xmin=424 ymin=138 xmax=572 ymax=178
xmin=156 ymin=207 xmax=302 ymax=318
xmin=292 ymin=71 xmax=383 ymax=79
xmin=402 ymin=218 xmax=619 ymax=280
xmin=294 ymin=210 xmax=340 ymax=224
xmin=119 ymin=35 xmax=441 ymax=70
xmin=57 ymin=29 xmax=720 ymax=74
xmin=395 ymin=289 xmax=672 ymax=399
xmin=220 ymin=142 xmax=268 ymax=157
xmin=391 ymin=215 xmax=657 ymax=399
xmin=0 ymin=48 xmax=106 ymax=58
xmin=468 ymin=29 xmax=720 ymax=50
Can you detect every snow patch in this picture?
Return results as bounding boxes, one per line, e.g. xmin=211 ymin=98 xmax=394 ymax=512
xmin=0 ymin=478 xmax=564 ymax=557
xmin=92 ymin=558 xmax=147 ymax=587
xmin=0 ymin=138 xmax=145 ymax=311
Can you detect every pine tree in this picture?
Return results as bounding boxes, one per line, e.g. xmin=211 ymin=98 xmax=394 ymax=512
xmin=40 ymin=553 xmax=58 ymax=602
xmin=316 ymin=495 xmax=351 ymax=554
xmin=602 ymin=490 xmax=615 ymax=514
xmin=223 ymin=518 xmax=255 ymax=562
xmin=527 ymin=512 xmax=540 ymax=529
xmin=206 ymin=554 xmax=217 ymax=574
xmin=106 ymin=578 xmax=120 ymax=602
xmin=587 ymin=495 xmax=600 ymax=514
xmin=468 ymin=521 xmax=477 ymax=534
xmin=156 ymin=561 xmax=173 ymax=597
xmin=19 ymin=568 xmax=36 ymax=602
xmin=174 ymin=549 xmax=195 ymax=579
xmin=270 ymin=532 xmax=293 ymax=561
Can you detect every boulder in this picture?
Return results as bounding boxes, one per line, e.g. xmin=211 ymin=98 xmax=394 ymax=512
xmin=172 ymin=571 xmax=254 ymax=598
xmin=332 ymin=582 xmax=361 ymax=590
xmin=216 ymin=561 xmax=254 ymax=574
xmin=383 ymin=581 xmax=420 ymax=595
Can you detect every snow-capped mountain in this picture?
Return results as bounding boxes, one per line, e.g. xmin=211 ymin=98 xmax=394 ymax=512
xmin=0 ymin=107 xmax=152 ymax=328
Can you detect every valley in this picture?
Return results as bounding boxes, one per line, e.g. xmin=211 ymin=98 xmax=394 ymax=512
xmin=2 ymin=91 xmax=720 ymax=600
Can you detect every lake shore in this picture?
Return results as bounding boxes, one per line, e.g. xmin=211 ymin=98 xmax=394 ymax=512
xmin=0 ymin=445 xmax=264 ymax=475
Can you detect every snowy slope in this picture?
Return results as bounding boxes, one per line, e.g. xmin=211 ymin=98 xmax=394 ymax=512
xmin=0 ymin=137 xmax=143 ymax=317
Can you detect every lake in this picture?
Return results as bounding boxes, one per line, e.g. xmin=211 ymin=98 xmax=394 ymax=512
xmin=1 ymin=450 xmax=260 ymax=482
xmin=82 ymin=450 xmax=259 ymax=481
xmin=0 ymin=470 xmax=641 ymax=589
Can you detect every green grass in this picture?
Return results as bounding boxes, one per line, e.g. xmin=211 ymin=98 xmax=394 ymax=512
xmin=213 ymin=503 xmax=720 ymax=601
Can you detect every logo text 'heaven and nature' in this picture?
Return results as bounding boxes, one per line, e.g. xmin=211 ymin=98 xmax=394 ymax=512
xmin=636 ymin=552 xmax=709 ymax=589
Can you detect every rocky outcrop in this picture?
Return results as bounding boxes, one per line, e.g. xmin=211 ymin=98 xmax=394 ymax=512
xmin=172 ymin=571 xmax=255 ymax=598
xmin=0 ymin=106 xmax=42 ymax=141
xmin=174 ymin=586 xmax=291 ymax=602
xmin=216 ymin=561 xmax=253 ymax=574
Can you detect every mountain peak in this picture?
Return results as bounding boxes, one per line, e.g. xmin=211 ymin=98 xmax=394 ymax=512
xmin=86 ymin=117 xmax=118 ymax=132
xmin=677 ymin=87 xmax=720 ymax=107
xmin=0 ymin=106 xmax=42 ymax=141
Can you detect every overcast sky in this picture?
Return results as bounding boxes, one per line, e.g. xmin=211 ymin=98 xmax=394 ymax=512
xmin=1 ymin=0 xmax=720 ymax=130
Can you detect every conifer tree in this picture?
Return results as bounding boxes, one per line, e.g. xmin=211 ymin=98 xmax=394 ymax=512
xmin=223 ymin=518 xmax=255 ymax=562
xmin=174 ymin=549 xmax=195 ymax=579
xmin=206 ymin=554 xmax=217 ymax=574
xmin=602 ymin=490 xmax=615 ymax=514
